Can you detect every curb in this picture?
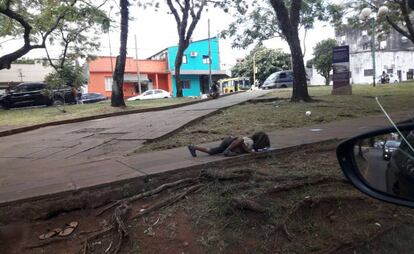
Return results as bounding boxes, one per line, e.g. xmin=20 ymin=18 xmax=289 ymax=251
xmin=0 ymin=139 xmax=337 ymax=222
xmin=0 ymin=92 xmax=242 ymax=138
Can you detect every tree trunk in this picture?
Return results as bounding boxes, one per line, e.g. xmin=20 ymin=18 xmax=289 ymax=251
xmin=111 ymin=0 xmax=129 ymax=107
xmin=270 ymin=0 xmax=310 ymax=102
xmin=288 ymin=30 xmax=310 ymax=102
xmin=324 ymin=74 xmax=330 ymax=86
xmin=175 ymin=45 xmax=185 ymax=97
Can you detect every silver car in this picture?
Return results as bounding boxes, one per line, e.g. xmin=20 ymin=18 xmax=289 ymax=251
xmin=261 ymin=70 xmax=294 ymax=89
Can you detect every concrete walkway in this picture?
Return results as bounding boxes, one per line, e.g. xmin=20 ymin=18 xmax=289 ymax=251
xmin=0 ymin=107 xmax=413 ymax=205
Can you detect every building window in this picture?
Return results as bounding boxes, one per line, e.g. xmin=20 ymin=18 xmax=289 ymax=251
xmin=387 ymin=69 xmax=393 ymax=74
xmin=202 ymin=55 xmax=211 ymax=64
xmin=181 ymin=80 xmax=191 ymax=89
xmin=105 ymin=77 xmax=113 ymax=91
xmin=182 ymin=55 xmax=187 ymax=64
xmin=362 ymin=43 xmax=371 ymax=50
xmin=364 ymin=69 xmax=374 ymax=76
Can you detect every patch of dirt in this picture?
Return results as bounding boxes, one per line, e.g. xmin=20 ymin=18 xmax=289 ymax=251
xmin=2 ymin=141 xmax=414 ymax=253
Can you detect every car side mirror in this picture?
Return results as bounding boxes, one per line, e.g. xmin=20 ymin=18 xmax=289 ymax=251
xmin=337 ymin=123 xmax=414 ymax=208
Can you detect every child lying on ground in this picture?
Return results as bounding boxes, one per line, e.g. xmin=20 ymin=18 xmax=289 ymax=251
xmin=188 ymin=132 xmax=270 ymax=157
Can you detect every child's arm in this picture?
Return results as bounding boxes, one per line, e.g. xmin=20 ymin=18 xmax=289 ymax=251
xmin=240 ymin=142 xmax=255 ymax=154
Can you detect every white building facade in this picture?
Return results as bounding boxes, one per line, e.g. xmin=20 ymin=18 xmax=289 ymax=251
xmin=336 ymin=25 xmax=414 ymax=85
xmin=0 ymin=62 xmax=54 ymax=89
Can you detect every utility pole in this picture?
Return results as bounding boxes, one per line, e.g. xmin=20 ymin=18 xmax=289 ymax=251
xmin=208 ymin=18 xmax=212 ymax=87
xmin=134 ymin=34 xmax=142 ymax=94
xmin=253 ymin=52 xmax=258 ymax=85
xmin=371 ymin=18 xmax=376 ymax=87
xmin=108 ymin=6 xmax=114 ymax=76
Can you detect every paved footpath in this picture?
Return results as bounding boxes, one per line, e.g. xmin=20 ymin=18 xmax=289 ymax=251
xmin=0 ymin=93 xmax=413 ymax=205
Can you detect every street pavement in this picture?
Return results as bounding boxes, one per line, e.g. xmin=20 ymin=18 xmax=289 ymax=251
xmin=0 ymin=90 xmax=413 ymax=206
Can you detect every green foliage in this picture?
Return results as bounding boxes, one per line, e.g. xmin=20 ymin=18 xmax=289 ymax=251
xmin=231 ymin=45 xmax=291 ymax=83
xmin=0 ymin=0 xmax=110 ymax=68
xmin=221 ymin=0 xmax=330 ymax=49
xmin=12 ymin=58 xmax=35 ymax=64
xmin=330 ymin=0 xmax=414 ymax=43
xmin=312 ymin=39 xmax=337 ymax=85
xmin=45 ymin=63 xmax=85 ymax=90
xmin=306 ymin=58 xmax=314 ymax=69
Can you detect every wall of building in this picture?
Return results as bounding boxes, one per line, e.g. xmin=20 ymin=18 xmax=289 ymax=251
xmin=171 ymin=75 xmax=201 ymax=97
xmin=87 ymin=57 xmax=171 ymax=98
xmin=350 ymin=51 xmax=414 ymax=84
xmin=167 ymin=38 xmax=220 ymax=71
xmin=0 ymin=63 xmax=54 ymax=85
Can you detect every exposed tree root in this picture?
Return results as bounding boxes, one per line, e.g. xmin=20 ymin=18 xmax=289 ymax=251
xmin=201 ymin=169 xmax=254 ymax=181
xmin=230 ymin=197 xmax=266 ymax=213
xmin=131 ymin=183 xmax=205 ymax=220
xmin=25 ymin=237 xmax=72 ymax=249
xmin=83 ymin=204 xmax=130 ymax=254
xmin=96 ymin=177 xmax=200 ymax=216
xmin=324 ymin=224 xmax=398 ymax=254
xmin=274 ymin=195 xmax=367 ymax=235
xmin=282 ymin=223 xmax=293 ymax=242
xmin=266 ymin=176 xmax=346 ymax=195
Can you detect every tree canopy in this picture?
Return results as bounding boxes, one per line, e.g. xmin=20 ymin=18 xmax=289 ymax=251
xmin=312 ymin=38 xmax=337 ymax=86
xmin=221 ymin=0 xmax=333 ymax=102
xmin=0 ymin=0 xmax=109 ymax=70
xmin=331 ymin=0 xmax=414 ymax=44
xmin=231 ymin=45 xmax=291 ymax=84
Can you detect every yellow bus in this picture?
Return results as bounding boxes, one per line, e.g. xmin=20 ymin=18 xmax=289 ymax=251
xmin=219 ymin=77 xmax=251 ymax=94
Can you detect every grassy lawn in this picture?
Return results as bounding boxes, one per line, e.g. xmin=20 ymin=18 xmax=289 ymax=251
xmin=0 ymin=98 xmax=197 ymax=128
xmin=139 ymin=82 xmax=414 ymax=152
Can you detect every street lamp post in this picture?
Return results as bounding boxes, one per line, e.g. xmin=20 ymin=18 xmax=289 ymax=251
xmin=360 ymin=6 xmax=389 ymax=87
xmin=253 ymin=51 xmax=258 ymax=86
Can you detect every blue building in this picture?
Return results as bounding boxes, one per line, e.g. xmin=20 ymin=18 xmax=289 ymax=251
xmin=149 ymin=37 xmax=228 ymax=97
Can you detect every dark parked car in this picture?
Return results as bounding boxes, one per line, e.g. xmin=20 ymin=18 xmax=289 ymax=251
xmin=0 ymin=82 xmax=76 ymax=109
xmin=386 ymin=133 xmax=414 ymax=198
xmin=382 ymin=140 xmax=401 ymax=160
xmin=80 ymin=93 xmax=107 ymax=104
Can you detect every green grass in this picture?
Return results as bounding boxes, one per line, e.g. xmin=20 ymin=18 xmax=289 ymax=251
xmin=139 ymin=83 xmax=414 ymax=152
xmin=0 ymin=98 xmax=197 ymax=127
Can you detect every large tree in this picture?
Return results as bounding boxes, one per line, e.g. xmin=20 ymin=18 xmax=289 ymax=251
xmin=0 ymin=0 xmax=107 ymax=70
xmin=222 ymin=0 xmax=329 ymax=102
xmin=312 ymin=38 xmax=337 ymax=86
xmin=232 ymin=45 xmax=291 ymax=84
xmin=166 ymin=0 xmax=208 ymax=97
xmin=111 ymin=0 xmax=129 ymax=107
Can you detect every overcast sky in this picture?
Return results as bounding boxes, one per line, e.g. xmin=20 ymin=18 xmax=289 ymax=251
xmin=0 ymin=2 xmax=335 ymax=70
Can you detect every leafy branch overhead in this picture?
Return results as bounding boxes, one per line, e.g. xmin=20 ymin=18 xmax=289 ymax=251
xmin=220 ymin=0 xmax=331 ymax=49
xmin=330 ymin=0 xmax=414 ymax=44
xmin=0 ymin=0 xmax=110 ymax=70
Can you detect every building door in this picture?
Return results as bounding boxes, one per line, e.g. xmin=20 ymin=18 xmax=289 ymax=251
xmin=200 ymin=75 xmax=210 ymax=94
xmin=397 ymin=70 xmax=402 ymax=82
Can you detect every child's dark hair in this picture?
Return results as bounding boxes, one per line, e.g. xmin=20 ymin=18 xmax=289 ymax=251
xmin=251 ymin=132 xmax=270 ymax=151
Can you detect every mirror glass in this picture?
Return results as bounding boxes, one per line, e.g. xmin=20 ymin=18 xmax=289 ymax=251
xmin=354 ymin=130 xmax=414 ymax=200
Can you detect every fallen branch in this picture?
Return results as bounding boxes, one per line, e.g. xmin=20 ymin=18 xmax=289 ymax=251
xmin=96 ymin=177 xmax=200 ymax=216
xmin=132 ymin=183 xmax=205 ymax=220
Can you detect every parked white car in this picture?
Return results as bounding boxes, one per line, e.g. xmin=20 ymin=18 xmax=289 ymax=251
xmin=127 ymin=89 xmax=171 ymax=101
